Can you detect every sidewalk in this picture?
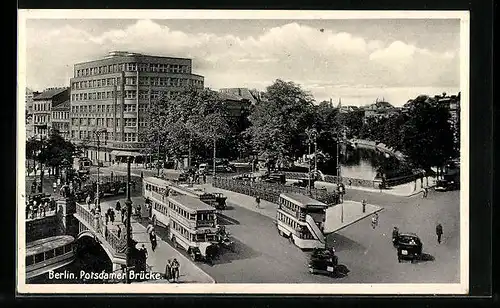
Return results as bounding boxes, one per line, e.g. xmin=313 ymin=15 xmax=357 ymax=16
xmin=347 ymin=177 xmax=436 ymax=197
xmin=96 ymin=197 xmax=215 ymax=284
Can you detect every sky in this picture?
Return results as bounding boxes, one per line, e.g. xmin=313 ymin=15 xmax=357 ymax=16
xmin=23 ymin=18 xmax=461 ymax=107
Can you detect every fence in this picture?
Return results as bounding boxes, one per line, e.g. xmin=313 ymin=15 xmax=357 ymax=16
xmin=213 ymin=177 xmax=339 ymax=205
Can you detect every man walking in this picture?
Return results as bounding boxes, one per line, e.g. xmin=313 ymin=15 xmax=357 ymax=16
xmin=117 ymin=225 xmax=122 ymax=238
xmin=255 ymin=196 xmax=261 ymax=209
xmin=436 ymin=223 xmax=443 ymax=244
xmin=165 ymin=259 xmax=172 ymax=281
xmin=171 ymin=258 xmax=180 ymax=282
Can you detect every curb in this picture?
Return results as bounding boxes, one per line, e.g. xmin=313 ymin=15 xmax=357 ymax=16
xmin=153 ymin=234 xmax=216 ymax=284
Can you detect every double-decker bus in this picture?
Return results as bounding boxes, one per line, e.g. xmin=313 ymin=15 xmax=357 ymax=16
xmin=143 ymin=177 xmax=219 ymax=261
xmin=26 ymin=235 xmax=76 ymax=281
xmin=276 ymin=193 xmax=327 ymax=250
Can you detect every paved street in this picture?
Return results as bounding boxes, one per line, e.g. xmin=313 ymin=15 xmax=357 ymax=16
xmin=92 ymin=166 xmax=460 ymax=283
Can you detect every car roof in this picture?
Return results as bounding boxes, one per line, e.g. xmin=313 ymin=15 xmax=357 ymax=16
xmin=399 ymin=233 xmax=419 ymax=238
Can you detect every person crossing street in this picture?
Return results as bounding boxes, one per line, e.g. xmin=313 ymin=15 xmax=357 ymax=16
xmin=436 ymin=223 xmax=443 ymax=244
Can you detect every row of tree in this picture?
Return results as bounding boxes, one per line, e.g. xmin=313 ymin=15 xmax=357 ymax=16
xmin=340 ymin=94 xmax=458 ymax=173
xmin=141 ymin=79 xmax=457 ymax=175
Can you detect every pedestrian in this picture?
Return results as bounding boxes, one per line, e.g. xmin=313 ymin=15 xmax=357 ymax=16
xmin=43 ymin=201 xmax=48 ymax=217
xmin=104 ymin=225 xmax=109 ymax=238
xmin=150 ymin=231 xmax=157 ymax=251
xmin=53 ymin=182 xmax=57 ymax=193
xmin=117 ymin=225 xmax=122 ymax=238
xmin=255 ymin=195 xmax=261 ymax=209
xmin=172 ymin=258 xmax=180 ymax=282
xmin=371 ymin=213 xmax=378 ymax=229
xmin=116 ymin=201 xmax=121 ymax=212
xmin=348 ymin=179 xmax=352 ymax=187
xmin=165 ymin=259 xmax=172 ymax=281
xmin=86 ymin=195 xmax=91 ymax=208
xmin=121 ymin=207 xmax=127 ymax=223
xmin=110 ymin=209 xmax=115 ymax=223
xmin=57 ymin=178 xmax=61 ymax=187
xmin=362 ymin=199 xmax=367 ymax=213
xmin=105 ymin=212 xmax=109 ymax=225
xmin=392 ymin=226 xmax=399 ymax=246
xmin=141 ymin=171 xmax=144 ymax=179
xmin=141 ymin=244 xmax=148 ymax=259
xmin=424 ymin=187 xmax=429 ymax=198
xmin=436 ymin=223 xmax=443 ymax=244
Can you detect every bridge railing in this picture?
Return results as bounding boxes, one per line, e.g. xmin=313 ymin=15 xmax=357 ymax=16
xmin=75 ymin=202 xmax=127 ymax=256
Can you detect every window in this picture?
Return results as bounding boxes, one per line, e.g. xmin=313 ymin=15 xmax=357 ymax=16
xmin=126 ymin=77 xmax=137 ymax=85
xmin=34 ymin=253 xmax=44 ymax=263
xmin=124 ymin=104 xmax=136 ymax=112
xmin=139 ymin=77 xmax=149 ymax=85
xmin=45 ymin=249 xmax=55 ymax=260
xmin=124 ymin=118 xmax=136 ymax=127
xmin=125 ymin=90 xmax=137 ymax=99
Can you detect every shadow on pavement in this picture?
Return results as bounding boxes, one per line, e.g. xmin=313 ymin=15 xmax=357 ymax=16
xmin=325 ymin=233 xmax=366 ymax=252
xmin=217 ymin=213 xmax=240 ymax=225
xmin=417 ymin=253 xmax=435 ymax=262
xmin=210 ymin=238 xmax=262 ymax=266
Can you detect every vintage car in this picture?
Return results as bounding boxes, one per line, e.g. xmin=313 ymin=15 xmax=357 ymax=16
xmin=395 ymin=233 xmax=423 ymax=263
xmin=212 ymin=193 xmax=227 ymax=210
xmin=308 ymin=248 xmax=342 ymax=276
xmin=435 ymin=179 xmax=459 ymax=192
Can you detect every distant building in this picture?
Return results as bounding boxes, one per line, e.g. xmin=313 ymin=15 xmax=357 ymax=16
xmin=32 ymin=87 xmax=70 ymax=139
xmin=25 ymin=88 xmax=41 ymax=139
xmin=219 ymin=88 xmax=259 ymax=120
xmin=219 ymin=88 xmax=260 ymax=104
xmin=339 ymin=105 xmax=361 ymax=114
xmin=360 ymin=99 xmax=399 ymax=121
xmin=69 ymin=51 xmax=204 ymax=164
xmin=51 ymin=100 xmax=70 ymax=138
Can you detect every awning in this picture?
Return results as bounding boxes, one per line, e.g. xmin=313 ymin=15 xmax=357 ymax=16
xmin=110 ymin=150 xmax=143 ymax=157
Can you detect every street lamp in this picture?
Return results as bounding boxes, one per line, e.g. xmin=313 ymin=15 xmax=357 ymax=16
xmin=306 ymin=128 xmax=318 ymax=194
xmin=125 ymin=156 xmax=133 ymax=284
xmin=93 ymin=128 xmax=107 ymax=208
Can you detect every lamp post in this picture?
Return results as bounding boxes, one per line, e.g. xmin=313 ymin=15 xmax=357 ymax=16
xmin=125 ymin=156 xmax=133 ymax=284
xmin=306 ymin=128 xmax=317 ymax=194
xmin=156 ymin=132 xmax=160 ymax=177
xmin=93 ymin=129 xmax=107 ymax=208
xmin=213 ymin=138 xmax=216 ymax=178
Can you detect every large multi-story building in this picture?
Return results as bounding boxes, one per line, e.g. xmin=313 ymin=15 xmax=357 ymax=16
xmin=51 ymin=100 xmax=70 ymax=138
xmin=361 ymin=99 xmax=400 ymax=122
xmin=32 ymin=87 xmax=70 ymax=140
xmin=69 ymin=51 xmax=205 ymax=164
xmin=25 ymin=88 xmax=40 ymax=139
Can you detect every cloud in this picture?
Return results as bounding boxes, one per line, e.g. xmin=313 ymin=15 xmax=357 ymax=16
xmin=24 ymin=20 xmax=459 ymax=100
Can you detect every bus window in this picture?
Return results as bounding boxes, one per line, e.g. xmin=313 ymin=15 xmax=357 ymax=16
xmin=26 ymin=256 xmax=35 ymax=266
xmin=55 ymin=246 xmax=64 ymax=256
xmin=196 ymin=234 xmax=205 ymax=241
xmin=45 ymin=249 xmax=55 ymax=260
xmin=189 ymin=213 xmax=196 ymax=220
xmin=34 ymin=253 xmax=44 ymax=263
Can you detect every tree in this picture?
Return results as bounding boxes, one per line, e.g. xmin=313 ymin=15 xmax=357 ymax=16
xmin=400 ymin=96 xmax=455 ymax=172
xmin=246 ymin=79 xmax=315 ymax=163
xmin=38 ymin=131 xmax=75 ymax=176
xmin=340 ymin=110 xmax=364 ymax=139
xmin=143 ymin=86 xmax=232 ymax=168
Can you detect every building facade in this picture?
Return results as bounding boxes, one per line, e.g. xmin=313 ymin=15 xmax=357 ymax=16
xmin=69 ymin=51 xmax=204 ymax=164
xmin=361 ymin=100 xmax=400 ymax=122
xmin=25 ymin=88 xmax=40 ymax=139
xmin=51 ymin=100 xmax=70 ymax=138
xmin=32 ymin=88 xmax=70 ymax=140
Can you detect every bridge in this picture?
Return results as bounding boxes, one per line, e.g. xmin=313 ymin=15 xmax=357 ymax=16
xmin=73 ymin=202 xmax=127 ymax=271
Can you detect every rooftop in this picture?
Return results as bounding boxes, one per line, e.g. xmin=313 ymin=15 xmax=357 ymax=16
xmin=280 ymin=192 xmax=327 ymax=208
xmin=168 ymin=195 xmax=215 ymax=212
xmin=33 ymin=87 xmax=69 ymax=100
xmin=52 ymin=100 xmax=70 ymax=110
xmin=219 ymin=88 xmax=258 ymax=104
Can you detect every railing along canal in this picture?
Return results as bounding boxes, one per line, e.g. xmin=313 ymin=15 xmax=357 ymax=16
xmin=213 ymin=177 xmax=339 ymax=205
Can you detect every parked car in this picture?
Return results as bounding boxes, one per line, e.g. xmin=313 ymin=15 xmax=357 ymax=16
xmin=395 ymin=233 xmax=423 ymax=263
